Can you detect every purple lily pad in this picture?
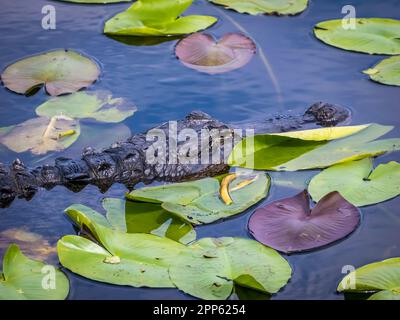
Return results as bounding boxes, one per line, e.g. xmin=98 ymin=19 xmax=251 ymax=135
xmin=175 ymin=32 xmax=256 ymax=74
xmin=248 ymin=190 xmax=360 ymax=253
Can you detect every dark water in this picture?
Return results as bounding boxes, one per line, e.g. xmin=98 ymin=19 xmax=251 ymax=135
xmin=0 ymin=0 xmax=399 ymax=300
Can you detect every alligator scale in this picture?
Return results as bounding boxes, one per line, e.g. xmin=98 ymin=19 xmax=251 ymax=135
xmin=0 ymin=102 xmax=351 ymax=208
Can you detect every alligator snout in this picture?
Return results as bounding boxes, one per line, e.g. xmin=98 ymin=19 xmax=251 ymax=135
xmin=303 ymin=102 xmax=352 ymax=127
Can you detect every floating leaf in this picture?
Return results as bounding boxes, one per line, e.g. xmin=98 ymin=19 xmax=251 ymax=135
xmin=0 ymin=116 xmax=80 ymax=155
xmin=1 ymin=50 xmax=100 ymax=96
xmin=338 ymin=258 xmax=400 ymax=300
xmin=228 ymin=124 xmax=400 ymax=171
xmin=58 ymin=235 xmax=180 ymax=288
xmin=0 ymin=228 xmax=57 ymax=262
xmin=127 ymin=173 xmax=270 ymax=225
xmin=314 ymin=18 xmax=400 ymax=55
xmin=36 ymin=91 xmax=137 ymax=123
xmin=309 ymin=158 xmax=400 ymax=207
xmin=207 ymin=0 xmax=308 ymax=15
xmin=363 ymin=56 xmax=400 ymax=86
xmin=175 ymin=33 xmax=256 ymax=74
xmin=169 ymin=237 xmax=292 ymax=300
xmin=104 ymin=0 xmax=217 ymax=37
xmin=61 ymin=208 xmax=290 ymax=299
xmin=248 ymin=191 xmax=360 ymax=253
xmin=0 ymin=244 xmax=69 ymax=300
xmin=66 ymin=201 xmax=196 ymax=244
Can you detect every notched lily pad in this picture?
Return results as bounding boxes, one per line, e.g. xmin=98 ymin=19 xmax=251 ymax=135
xmin=248 ymin=190 xmax=360 ymax=253
xmin=314 ymin=18 xmax=400 ymax=55
xmin=338 ymin=258 xmax=400 ymax=300
xmin=169 ymin=237 xmax=292 ymax=300
xmin=363 ymin=56 xmax=400 ymax=86
xmin=228 ymin=124 xmax=400 ymax=171
xmin=1 ymin=50 xmax=100 ymax=96
xmin=175 ymin=33 xmax=256 ymax=74
xmin=309 ymin=158 xmax=400 ymax=207
xmin=0 ymin=244 xmax=69 ymax=300
xmin=60 ymin=207 xmax=291 ymax=300
xmin=127 ymin=173 xmax=270 ymax=225
xmin=36 ymin=91 xmax=137 ymax=123
xmin=104 ymin=0 xmax=217 ymax=37
xmin=207 ymin=0 xmax=309 ymax=16
xmin=0 ymin=116 xmax=80 ymax=155
xmin=66 ymin=199 xmax=196 ymax=244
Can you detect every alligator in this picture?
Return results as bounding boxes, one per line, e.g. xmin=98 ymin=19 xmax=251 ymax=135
xmin=0 ymin=102 xmax=351 ymax=208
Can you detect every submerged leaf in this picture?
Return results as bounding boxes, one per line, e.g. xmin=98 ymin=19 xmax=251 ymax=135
xmin=1 ymin=50 xmax=100 ymax=96
xmin=207 ymin=0 xmax=308 ymax=16
xmin=127 ymin=173 xmax=270 ymax=225
xmin=0 ymin=244 xmax=69 ymax=300
xmin=102 ymin=198 xmax=196 ymax=244
xmin=338 ymin=258 xmax=400 ymax=300
xmin=314 ymin=18 xmax=400 ymax=55
xmin=169 ymin=237 xmax=292 ymax=300
xmin=36 ymin=91 xmax=137 ymax=123
xmin=228 ymin=124 xmax=400 ymax=171
xmin=248 ymin=190 xmax=360 ymax=253
xmin=0 ymin=116 xmax=80 ymax=155
xmin=175 ymin=33 xmax=256 ymax=74
xmin=363 ymin=56 xmax=400 ymax=86
xmin=309 ymin=158 xmax=400 ymax=207
xmin=104 ymin=0 xmax=217 ymax=37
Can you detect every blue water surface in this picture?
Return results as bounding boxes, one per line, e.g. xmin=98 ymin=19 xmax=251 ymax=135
xmin=0 ymin=0 xmax=399 ymax=300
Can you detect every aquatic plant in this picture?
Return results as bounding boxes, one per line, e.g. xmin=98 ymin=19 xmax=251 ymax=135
xmin=127 ymin=173 xmax=270 ymax=225
xmin=207 ymin=0 xmax=309 ymax=16
xmin=104 ymin=0 xmax=217 ymax=36
xmin=248 ymin=190 xmax=360 ymax=253
xmin=1 ymin=50 xmax=100 ymax=96
xmin=228 ymin=124 xmax=400 ymax=170
xmin=309 ymin=158 xmax=400 ymax=207
xmin=0 ymin=244 xmax=69 ymax=300
xmin=175 ymin=32 xmax=256 ymax=74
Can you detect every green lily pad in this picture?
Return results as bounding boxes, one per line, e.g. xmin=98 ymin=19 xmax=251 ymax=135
xmin=0 ymin=116 xmax=80 ymax=155
xmin=207 ymin=0 xmax=308 ymax=16
xmin=36 ymin=91 xmax=137 ymax=123
xmin=338 ymin=258 xmax=400 ymax=300
xmin=363 ymin=56 xmax=400 ymax=86
xmin=1 ymin=50 xmax=100 ymax=96
xmin=308 ymin=158 xmax=400 ymax=207
xmin=60 ymin=208 xmax=290 ymax=299
xmin=65 ymin=200 xmax=196 ymax=244
xmin=314 ymin=18 xmax=400 ymax=55
xmin=0 ymin=244 xmax=69 ymax=300
xmin=127 ymin=173 xmax=270 ymax=225
xmin=228 ymin=124 xmax=400 ymax=171
xmin=169 ymin=237 xmax=292 ymax=300
xmin=58 ymin=234 xmax=181 ymax=288
xmin=104 ymin=0 xmax=217 ymax=37
xmin=103 ymin=198 xmax=196 ymax=244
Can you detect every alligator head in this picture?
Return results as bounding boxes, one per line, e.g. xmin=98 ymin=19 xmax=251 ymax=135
xmin=303 ymin=102 xmax=351 ymax=127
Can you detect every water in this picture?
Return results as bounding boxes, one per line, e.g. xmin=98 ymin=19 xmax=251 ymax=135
xmin=0 ymin=0 xmax=399 ymax=300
